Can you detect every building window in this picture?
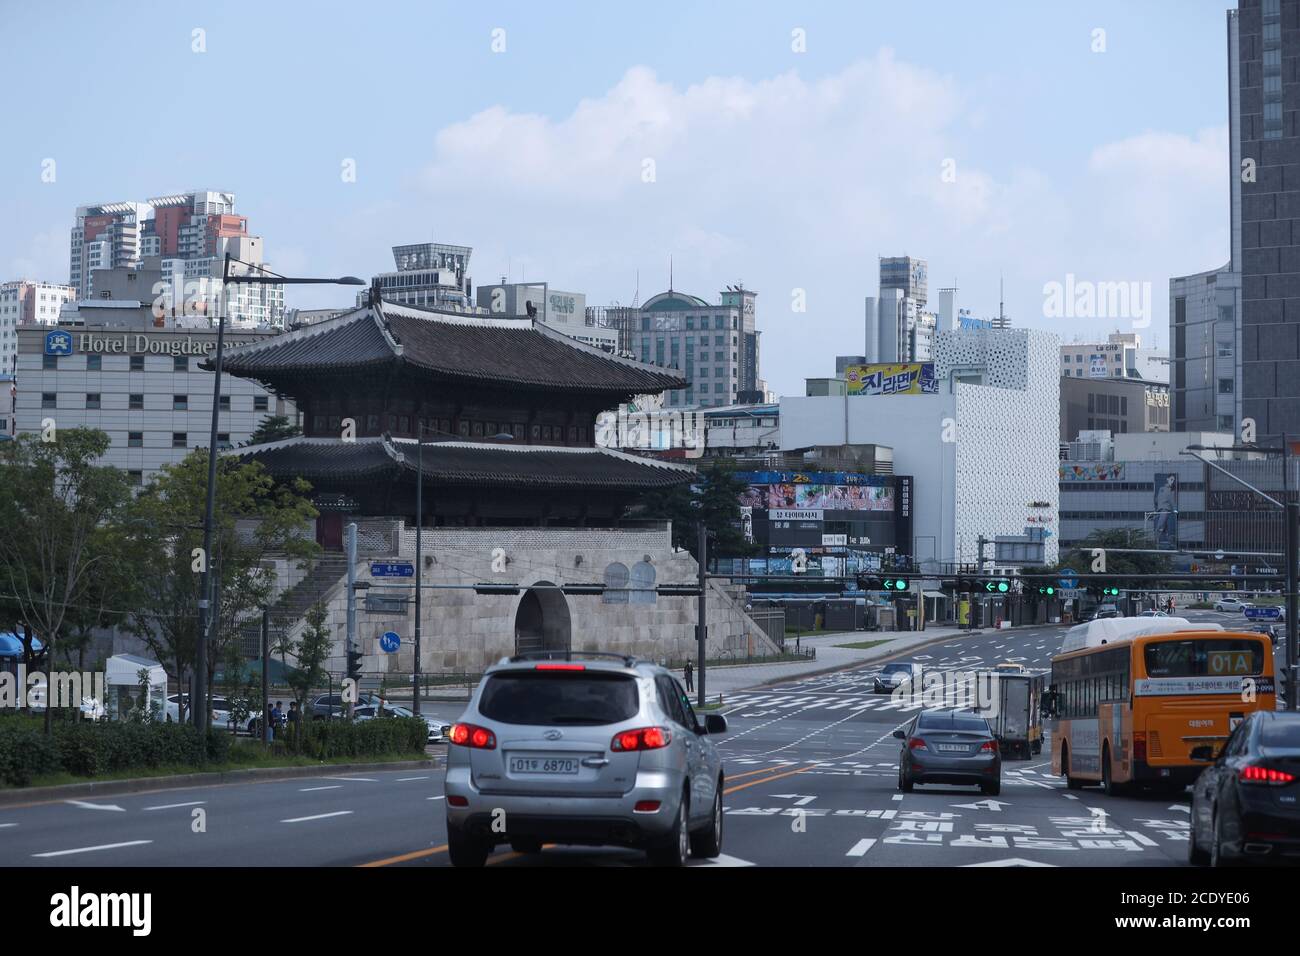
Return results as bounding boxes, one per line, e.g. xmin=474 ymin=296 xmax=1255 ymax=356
xmin=42 ymin=354 xmax=58 ymax=370
xmin=172 ymin=432 xmax=187 ymax=448
xmin=253 ymin=396 xmax=269 ymax=411
xmin=128 ymin=432 xmax=143 ymax=448
xmin=174 ymin=356 xmax=188 ymax=372
xmin=629 ymin=559 xmax=657 ymax=604
xmin=130 ymin=355 xmax=145 ymax=371
xmin=41 ymin=392 xmax=56 ymax=409
xmin=1219 ymin=378 xmax=1234 ymax=394
xmin=217 ymin=433 xmax=231 ymax=449
xmin=86 ymin=355 xmax=101 ymax=371
xmin=85 ymin=393 xmax=101 ymax=409
xmin=127 ymin=393 xmax=143 ymax=410
xmin=127 ymin=470 xmax=143 ymax=487
xmin=173 ymin=394 xmax=188 ymax=410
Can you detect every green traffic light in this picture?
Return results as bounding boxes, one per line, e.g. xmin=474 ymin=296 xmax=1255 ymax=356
xmin=1046 ymin=586 xmax=1054 ymax=595
xmin=895 ymin=580 xmax=907 ymax=590
xmin=998 ymin=581 xmax=1009 ymax=593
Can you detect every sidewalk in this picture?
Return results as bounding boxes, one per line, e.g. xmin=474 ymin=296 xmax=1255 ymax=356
xmin=694 ymin=625 xmax=984 ymax=699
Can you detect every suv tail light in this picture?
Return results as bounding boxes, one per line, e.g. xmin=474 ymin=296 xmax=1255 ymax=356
xmin=980 ymin=740 xmax=998 ymax=753
xmin=1132 ymin=732 xmax=1147 ymax=763
xmin=908 ymin=737 xmax=927 ymax=750
xmin=1240 ymin=764 xmax=1296 ymax=785
xmin=449 ymin=722 xmax=497 ymax=749
xmin=611 ymin=727 xmax=671 ymax=751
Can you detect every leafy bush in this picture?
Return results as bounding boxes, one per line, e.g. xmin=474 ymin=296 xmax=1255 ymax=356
xmin=283 ymin=716 xmax=427 ymax=760
xmin=0 ymin=720 xmax=61 ymax=786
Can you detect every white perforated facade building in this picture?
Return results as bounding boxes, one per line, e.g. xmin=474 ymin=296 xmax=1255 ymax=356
xmin=780 ymin=327 xmax=1060 ymax=567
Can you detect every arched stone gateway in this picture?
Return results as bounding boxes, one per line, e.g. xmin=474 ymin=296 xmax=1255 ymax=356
xmin=513 ymin=582 xmax=572 ymax=656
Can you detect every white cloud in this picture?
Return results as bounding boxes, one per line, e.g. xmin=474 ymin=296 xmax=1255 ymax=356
xmin=406 ymin=57 xmax=1227 ymax=391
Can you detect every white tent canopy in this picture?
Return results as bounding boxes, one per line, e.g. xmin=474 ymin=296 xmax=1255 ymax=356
xmin=106 ymin=653 xmax=167 ymax=688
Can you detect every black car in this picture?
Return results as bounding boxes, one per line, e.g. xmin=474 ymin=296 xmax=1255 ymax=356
xmin=895 ymin=709 xmax=1002 ymax=795
xmin=1188 ymin=711 xmax=1300 ymax=866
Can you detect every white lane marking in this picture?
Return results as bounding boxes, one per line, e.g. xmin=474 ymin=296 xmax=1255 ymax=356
xmin=65 ymin=800 xmax=124 ymax=812
xmin=692 ymin=853 xmax=755 ymax=867
xmin=846 ymin=838 xmax=877 ymax=856
xmin=321 ymin=776 xmax=379 ymax=782
xmin=33 ymin=840 xmax=152 ymax=858
xmin=396 ymin=776 xmax=430 ymax=782
xmin=891 ymin=794 xmax=904 ymax=801
xmin=0 ymin=823 xmax=17 ymax=829
xmin=299 ymin=785 xmax=343 ymax=792
xmin=1063 ymin=794 xmax=1079 ymax=800
xmin=281 ymin=810 xmax=354 ymax=823
xmin=1126 ymin=830 xmax=1158 ymax=846
xmin=1168 ymin=805 xmax=1190 ymax=814
xmin=143 ymin=801 xmax=206 ymax=811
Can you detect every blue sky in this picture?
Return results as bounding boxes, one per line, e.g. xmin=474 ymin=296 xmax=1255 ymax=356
xmin=1 ymin=1 xmax=1235 ymax=394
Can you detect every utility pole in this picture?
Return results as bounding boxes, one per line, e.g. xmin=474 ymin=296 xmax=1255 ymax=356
xmin=260 ymin=608 xmax=270 ymax=745
xmin=1285 ymin=436 xmax=1298 ymax=712
xmin=346 ymin=522 xmax=358 ymax=719
xmin=696 ymin=520 xmax=707 ymax=709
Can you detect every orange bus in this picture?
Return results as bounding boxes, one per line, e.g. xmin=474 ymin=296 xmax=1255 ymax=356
xmin=1044 ymin=619 xmax=1277 ymax=794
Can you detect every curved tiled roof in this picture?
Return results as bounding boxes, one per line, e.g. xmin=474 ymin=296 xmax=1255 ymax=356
xmin=214 ymin=302 xmax=685 ymax=393
xmin=233 ymin=436 xmax=695 ymax=490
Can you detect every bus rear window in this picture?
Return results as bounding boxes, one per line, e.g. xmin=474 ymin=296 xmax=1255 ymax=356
xmin=1143 ymin=639 xmax=1263 ymax=678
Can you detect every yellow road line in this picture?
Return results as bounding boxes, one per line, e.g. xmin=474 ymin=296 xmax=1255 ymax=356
xmin=723 ymin=763 xmax=816 ymax=794
xmin=357 ymin=844 xmax=447 ymax=867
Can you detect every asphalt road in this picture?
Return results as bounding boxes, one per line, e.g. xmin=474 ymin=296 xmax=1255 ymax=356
xmin=0 ymin=609 xmax=1283 ymax=868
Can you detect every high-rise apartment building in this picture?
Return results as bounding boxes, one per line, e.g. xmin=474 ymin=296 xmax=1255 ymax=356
xmin=0 ymin=280 xmax=77 ymax=372
xmin=70 ymin=191 xmax=284 ymax=327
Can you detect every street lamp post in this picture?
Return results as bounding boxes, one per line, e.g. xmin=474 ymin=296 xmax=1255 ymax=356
xmin=194 ymin=255 xmax=363 ymax=732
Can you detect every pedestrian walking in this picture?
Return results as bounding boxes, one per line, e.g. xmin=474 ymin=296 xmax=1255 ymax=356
xmin=684 ymin=659 xmax=694 ymax=693
xmin=272 ymin=700 xmax=284 ymax=738
xmin=287 ymin=701 xmax=300 ymax=726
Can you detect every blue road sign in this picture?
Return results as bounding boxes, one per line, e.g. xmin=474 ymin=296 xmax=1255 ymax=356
xmin=1059 ymin=569 xmax=1079 ymax=590
xmin=370 ymin=561 xmax=414 ymax=578
xmin=379 ymin=631 xmax=401 ymax=653
xmin=1245 ymin=605 xmax=1282 ymax=621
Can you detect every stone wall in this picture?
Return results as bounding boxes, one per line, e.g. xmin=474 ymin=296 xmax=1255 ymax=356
xmin=286 ymin=523 xmax=780 ymax=675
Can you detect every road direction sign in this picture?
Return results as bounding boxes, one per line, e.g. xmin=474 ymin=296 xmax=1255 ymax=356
xmin=1058 ymin=569 xmax=1079 ymax=590
xmin=1245 ymin=605 xmax=1282 ymax=621
xmin=379 ymin=631 xmax=401 ymax=653
xmin=370 ymin=561 xmax=414 ymax=578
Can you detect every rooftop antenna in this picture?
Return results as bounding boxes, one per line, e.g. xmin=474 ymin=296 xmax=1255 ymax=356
xmin=633 ymin=269 xmax=640 ymax=308
xmin=669 ymin=255 xmax=673 ymax=292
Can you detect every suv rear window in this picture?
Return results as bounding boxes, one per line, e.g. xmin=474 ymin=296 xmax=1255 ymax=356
xmin=1260 ymin=719 xmax=1300 ymax=748
xmin=918 ymin=713 xmax=990 ymax=733
xmin=479 ymin=671 xmax=639 ymax=726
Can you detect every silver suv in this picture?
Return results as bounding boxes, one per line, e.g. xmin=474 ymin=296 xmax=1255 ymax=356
xmin=443 ymin=652 xmax=728 ymax=867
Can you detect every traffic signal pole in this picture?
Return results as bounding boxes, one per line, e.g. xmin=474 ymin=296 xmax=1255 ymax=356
xmin=345 ymin=522 xmax=357 ymax=719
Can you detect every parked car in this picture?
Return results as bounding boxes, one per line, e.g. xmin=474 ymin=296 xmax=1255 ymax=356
xmin=1214 ymin=597 xmax=1248 ymax=613
xmin=896 ymin=708 xmax=1002 ymax=795
xmin=166 ymin=694 xmax=264 ymax=734
xmin=310 ymin=692 xmax=382 ymax=718
xmin=350 ymin=703 xmax=446 ymax=743
xmin=443 ymin=651 xmax=727 ymax=867
xmin=1094 ymin=603 xmax=1122 ymax=620
xmin=1188 ymin=711 xmax=1300 ymax=866
xmin=873 ymin=662 xmax=923 ymax=694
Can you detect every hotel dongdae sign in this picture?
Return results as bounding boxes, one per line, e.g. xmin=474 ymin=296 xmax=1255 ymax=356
xmin=48 ymin=332 xmax=261 ymax=356
xmin=845 ymin=363 xmax=938 ymax=396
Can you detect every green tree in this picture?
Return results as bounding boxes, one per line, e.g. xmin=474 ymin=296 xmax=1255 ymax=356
xmin=634 ymin=460 xmax=754 ymax=560
xmin=121 ymin=450 xmax=318 ymax=724
xmin=286 ymin=602 xmax=332 ymax=720
xmin=0 ymin=429 xmax=131 ymax=732
xmin=242 ymin=415 xmax=301 ymax=447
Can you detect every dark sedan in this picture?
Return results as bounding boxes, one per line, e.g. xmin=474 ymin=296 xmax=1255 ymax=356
xmin=895 ymin=709 xmax=1002 ymax=795
xmin=1189 ymin=711 xmax=1300 ymax=866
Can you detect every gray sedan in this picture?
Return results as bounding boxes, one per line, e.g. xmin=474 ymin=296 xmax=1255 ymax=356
xmin=896 ymin=709 xmax=1002 ymax=795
